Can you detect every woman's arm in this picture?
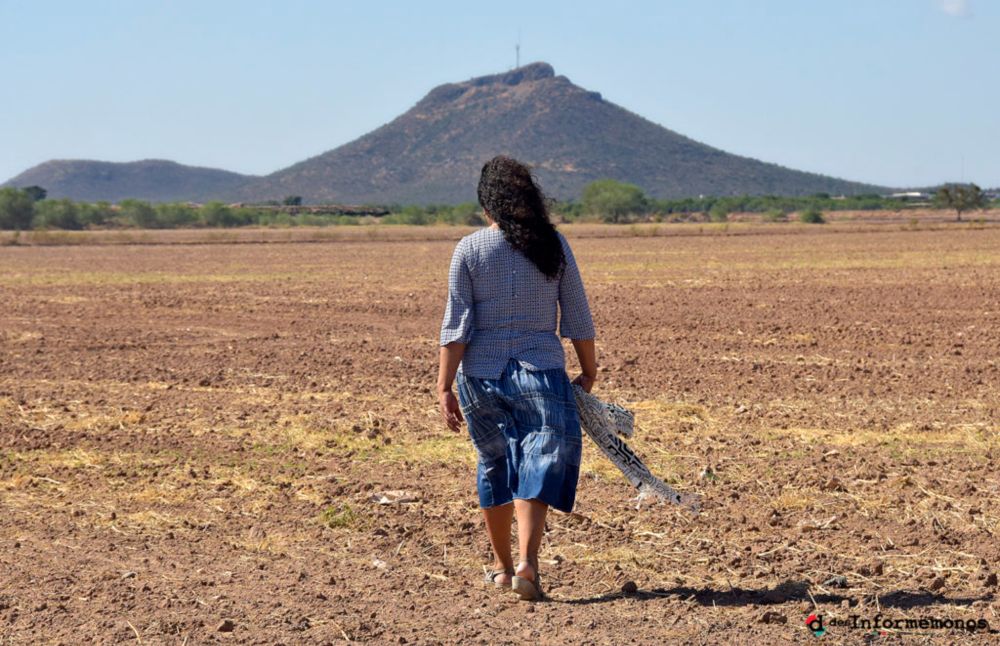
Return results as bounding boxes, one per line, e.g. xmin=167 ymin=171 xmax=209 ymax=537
xmin=570 ymin=338 xmax=597 ymax=393
xmin=437 ymin=342 xmax=466 ymax=431
xmin=558 ymin=235 xmax=597 ymax=392
xmin=557 ymin=237 xmax=595 ymax=341
xmin=438 ymin=238 xmax=474 ymax=432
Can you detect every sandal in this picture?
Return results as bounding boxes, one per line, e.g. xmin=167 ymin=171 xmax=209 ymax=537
xmin=483 ymin=565 xmax=514 ymax=589
xmin=511 ymin=572 xmax=543 ymax=601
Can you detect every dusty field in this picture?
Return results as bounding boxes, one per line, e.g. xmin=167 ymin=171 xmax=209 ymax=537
xmin=1 ymin=225 xmax=998 ymax=644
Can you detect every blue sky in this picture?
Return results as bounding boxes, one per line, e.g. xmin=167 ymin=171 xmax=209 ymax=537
xmin=1 ymin=0 xmax=997 ymax=189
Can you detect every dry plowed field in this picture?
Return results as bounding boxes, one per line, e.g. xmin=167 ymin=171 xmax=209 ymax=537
xmin=2 ymin=225 xmax=999 ymax=644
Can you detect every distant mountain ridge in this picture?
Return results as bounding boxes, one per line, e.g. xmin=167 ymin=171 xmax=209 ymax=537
xmin=4 ymin=63 xmax=885 ymax=203
xmin=3 ymin=159 xmax=255 ymax=203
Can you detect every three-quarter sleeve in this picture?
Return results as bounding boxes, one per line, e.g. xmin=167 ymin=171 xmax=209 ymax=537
xmin=440 ymin=237 xmax=475 ymax=346
xmin=558 ymin=235 xmax=595 ymax=339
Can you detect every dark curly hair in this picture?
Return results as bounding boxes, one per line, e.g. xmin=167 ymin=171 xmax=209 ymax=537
xmin=477 ymin=156 xmax=565 ymax=279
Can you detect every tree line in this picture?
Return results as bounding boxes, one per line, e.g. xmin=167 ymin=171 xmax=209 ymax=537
xmin=0 ymin=181 xmax=994 ymax=230
xmin=566 ymin=180 xmax=993 ymax=223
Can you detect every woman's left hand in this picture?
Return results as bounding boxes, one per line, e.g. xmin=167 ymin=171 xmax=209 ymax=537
xmin=438 ymin=389 xmax=464 ymax=432
xmin=572 ymin=373 xmax=596 ymax=393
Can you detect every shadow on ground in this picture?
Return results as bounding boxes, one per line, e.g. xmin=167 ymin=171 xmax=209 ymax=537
xmin=559 ymin=581 xmax=995 ymax=609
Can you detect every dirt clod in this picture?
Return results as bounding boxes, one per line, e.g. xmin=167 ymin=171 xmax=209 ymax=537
xmin=759 ymin=611 xmax=787 ymax=624
xmin=823 ymin=575 xmax=848 ymax=589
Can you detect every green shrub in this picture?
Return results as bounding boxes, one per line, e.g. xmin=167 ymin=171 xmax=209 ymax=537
xmin=433 ymin=210 xmax=459 ymax=225
xmin=321 ymin=504 xmax=356 ymax=528
xmin=384 ymin=205 xmax=431 ymax=225
xmin=581 ymin=179 xmax=648 ymax=223
xmin=555 ymin=201 xmax=583 ymax=222
xmin=447 ymin=202 xmax=483 ymax=226
xmin=296 ymin=213 xmax=326 ymax=227
xmin=0 ymin=188 xmax=36 ymax=230
xmin=32 ymin=199 xmax=82 ymax=230
xmin=119 ymin=199 xmax=158 ymax=228
xmin=708 ymin=204 xmax=729 ymax=222
xmin=798 ymin=207 xmax=826 ymax=224
xmin=762 ymin=209 xmax=787 ymax=223
xmin=23 ymin=185 xmax=47 ymax=202
xmin=199 ymin=201 xmax=250 ymax=227
xmin=79 ymin=202 xmax=116 ymax=228
xmin=156 ymin=203 xmax=198 ymax=228
xmin=260 ymin=212 xmax=295 ymax=227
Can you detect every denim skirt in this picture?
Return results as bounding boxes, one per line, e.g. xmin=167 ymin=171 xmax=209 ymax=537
xmin=456 ymin=358 xmax=583 ymax=514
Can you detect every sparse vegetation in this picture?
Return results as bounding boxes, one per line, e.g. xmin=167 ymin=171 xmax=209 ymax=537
xmin=320 ymin=504 xmax=357 ymax=529
xmin=379 ymin=202 xmax=484 ymax=226
xmin=0 ymin=184 xmax=995 ymax=230
xmin=708 ymin=203 xmax=729 ymax=223
xmin=560 ymin=183 xmax=968 ymax=225
xmin=798 ymin=207 xmax=826 ymax=224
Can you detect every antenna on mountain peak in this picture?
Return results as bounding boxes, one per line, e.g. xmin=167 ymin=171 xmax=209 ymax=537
xmin=515 ymin=30 xmax=521 ymax=68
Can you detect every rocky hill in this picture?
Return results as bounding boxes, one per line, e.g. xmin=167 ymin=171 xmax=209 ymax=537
xmin=5 ymin=63 xmax=884 ymax=203
xmin=242 ymin=63 xmax=881 ymax=204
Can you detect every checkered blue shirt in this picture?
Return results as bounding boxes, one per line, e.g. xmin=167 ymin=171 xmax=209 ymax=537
xmin=440 ymin=227 xmax=595 ymax=379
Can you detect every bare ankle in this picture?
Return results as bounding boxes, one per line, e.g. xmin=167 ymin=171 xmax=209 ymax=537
xmin=515 ymin=560 xmax=537 ymax=580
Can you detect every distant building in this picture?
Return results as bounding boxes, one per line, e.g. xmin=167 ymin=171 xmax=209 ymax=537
xmin=888 ymin=191 xmax=930 ymax=200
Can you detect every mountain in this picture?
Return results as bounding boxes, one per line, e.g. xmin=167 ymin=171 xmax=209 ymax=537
xmin=4 ymin=63 xmax=885 ymax=203
xmin=237 ymin=62 xmax=882 ymax=204
xmin=2 ymin=159 xmax=254 ymax=203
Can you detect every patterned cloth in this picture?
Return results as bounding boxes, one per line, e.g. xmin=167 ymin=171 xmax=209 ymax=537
xmin=572 ymin=385 xmax=700 ymax=513
xmin=440 ymin=227 xmax=595 ymax=380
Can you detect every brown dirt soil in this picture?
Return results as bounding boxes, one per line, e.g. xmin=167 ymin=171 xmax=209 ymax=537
xmin=1 ymin=225 xmax=998 ymax=644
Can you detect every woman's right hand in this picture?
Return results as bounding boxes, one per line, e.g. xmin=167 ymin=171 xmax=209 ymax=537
xmin=572 ymin=373 xmax=596 ymax=393
xmin=438 ymin=389 xmax=464 ymax=432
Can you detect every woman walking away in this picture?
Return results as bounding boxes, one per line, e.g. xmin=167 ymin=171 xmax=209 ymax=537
xmin=436 ymin=156 xmax=597 ymax=601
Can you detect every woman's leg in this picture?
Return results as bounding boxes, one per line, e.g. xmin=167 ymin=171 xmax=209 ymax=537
xmin=513 ymin=498 xmax=547 ymax=581
xmin=482 ymin=502 xmax=515 ymax=583
xmin=458 ymin=370 xmax=518 ymax=583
